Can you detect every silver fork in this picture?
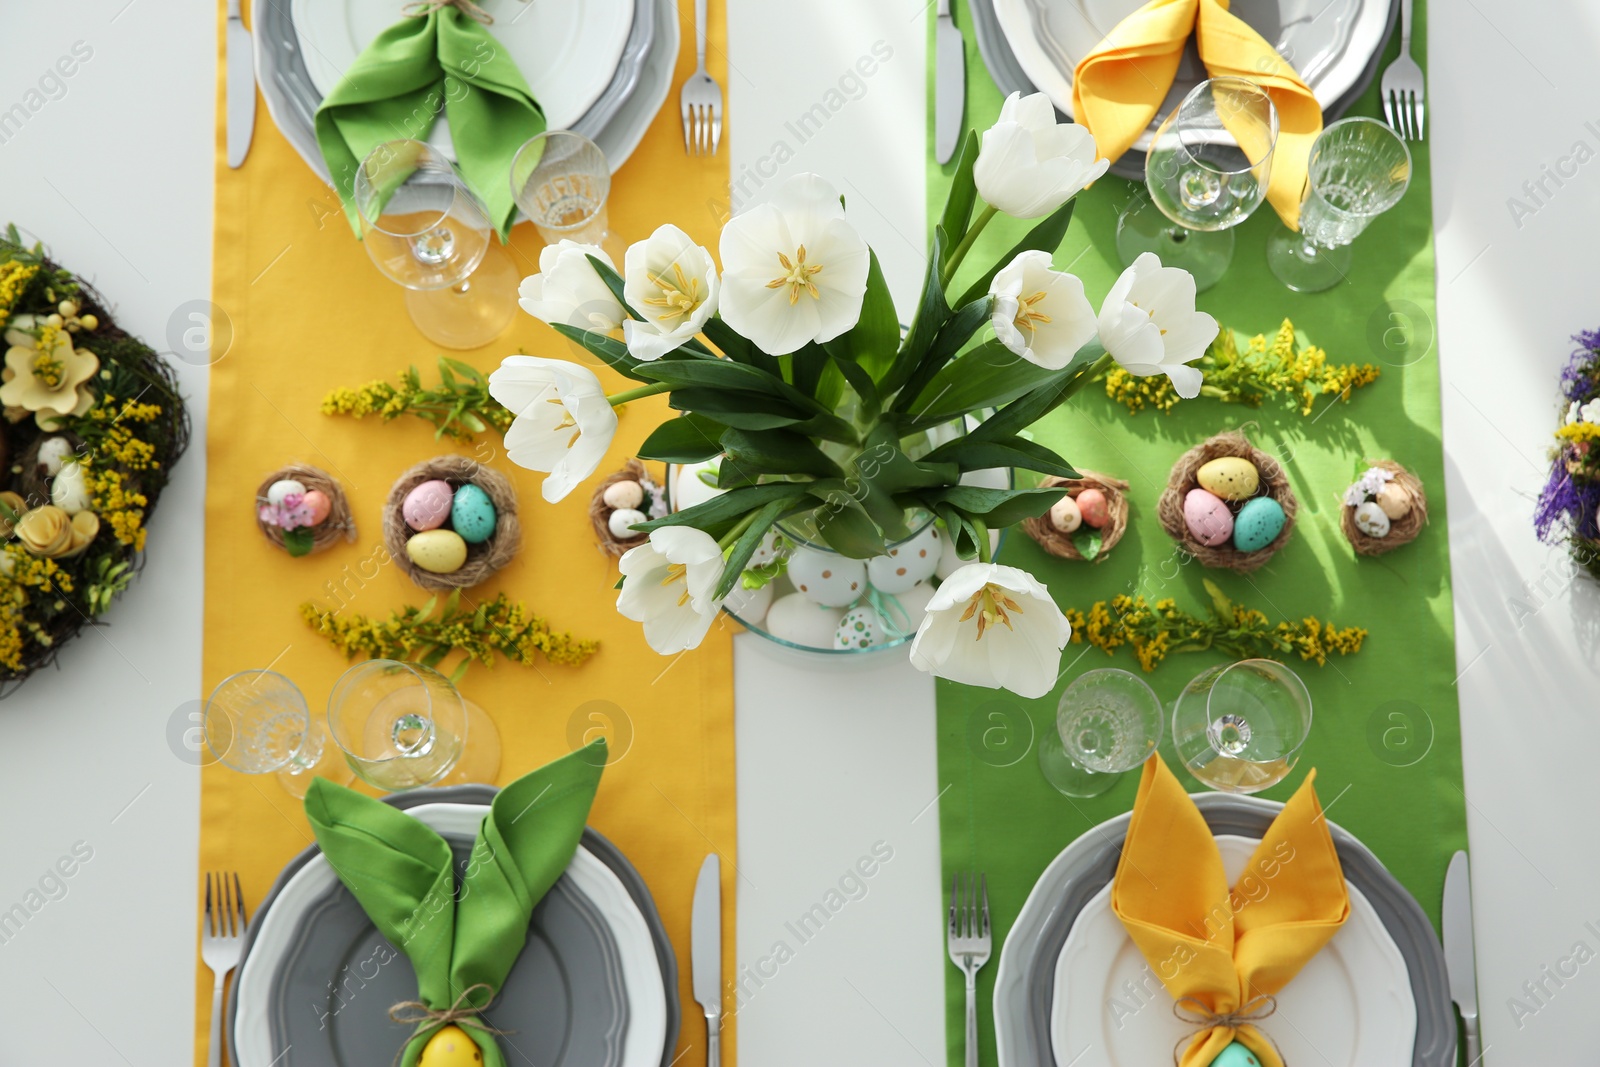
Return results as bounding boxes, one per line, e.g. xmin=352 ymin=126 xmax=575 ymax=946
xmin=200 ymin=872 xmax=248 ymax=1067
xmin=1379 ymin=0 xmax=1424 ymax=140
xmin=947 ymin=872 xmax=991 ymax=1067
xmin=678 ymin=0 xmax=723 ymax=154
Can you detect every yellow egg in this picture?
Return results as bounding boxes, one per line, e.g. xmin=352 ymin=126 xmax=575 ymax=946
xmin=1195 ymin=456 xmax=1260 ymax=501
xmin=417 ymin=1025 xmax=483 ymax=1067
xmin=406 ymin=529 xmax=469 ymax=574
xmin=1375 ymin=482 xmax=1412 ymax=520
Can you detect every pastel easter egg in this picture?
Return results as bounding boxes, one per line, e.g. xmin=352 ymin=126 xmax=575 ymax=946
xmin=417 ymin=1025 xmax=483 ymax=1067
xmin=1210 ymin=1043 xmax=1262 ymax=1067
xmin=36 ymin=436 xmax=74 ymax=476
xmin=450 ymin=483 xmax=498 ymax=544
xmin=266 ymin=478 xmax=307 ymax=507
xmin=608 ymin=507 xmax=647 ymax=539
xmin=301 ymin=489 xmax=332 ymax=526
xmin=406 ymin=528 xmax=469 ymax=574
xmin=51 ymin=462 xmax=92 ymax=514
xmin=747 ymin=531 xmax=783 ymax=569
xmin=724 ymin=577 xmax=775 ymax=625
xmin=1049 ymin=495 xmax=1083 ymax=533
xmin=1196 ymin=456 xmax=1261 ymax=501
xmin=1354 ymin=500 xmax=1391 ymax=538
xmin=673 ymin=460 xmax=726 ymax=511
xmin=1075 ymin=488 xmax=1110 ymax=529
xmin=763 ymin=593 xmax=846 ymax=649
xmin=602 ymin=479 xmax=644 ymax=510
xmin=1375 ymin=482 xmax=1412 ymax=520
xmin=1183 ymin=488 xmax=1234 ymax=547
xmin=787 ymin=547 xmax=866 ymax=607
xmin=866 ymin=525 xmax=941 ymax=594
xmin=1233 ymin=496 xmax=1287 ymax=552
xmin=833 ymin=605 xmax=885 ymax=651
xmin=402 ymin=479 xmax=454 ymax=532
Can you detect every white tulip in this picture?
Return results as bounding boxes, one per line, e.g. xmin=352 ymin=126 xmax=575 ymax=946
xmin=1096 ymin=252 xmax=1218 ymax=399
xmin=909 ymin=562 xmax=1070 ymax=699
xmin=622 ymin=224 xmax=720 ymax=361
xmin=489 ymin=355 xmax=618 ymax=503
xmin=974 ymin=92 xmax=1109 ymax=220
xmin=988 ymin=250 xmax=1098 ymax=370
xmin=617 ymin=527 xmax=727 ymax=654
xmin=517 ymin=240 xmax=625 ymax=332
xmin=717 ymin=173 xmax=870 ymax=356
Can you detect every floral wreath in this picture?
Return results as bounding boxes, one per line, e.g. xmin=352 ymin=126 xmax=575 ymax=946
xmin=0 ymin=226 xmax=189 ymax=691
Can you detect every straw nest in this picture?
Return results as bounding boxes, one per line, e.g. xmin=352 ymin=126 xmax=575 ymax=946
xmin=255 ymin=464 xmax=356 ymax=556
xmin=1021 ymin=470 xmax=1130 ymax=562
xmin=383 ymin=456 xmax=520 ymax=591
xmin=589 ymin=459 xmax=659 ymax=557
xmin=1341 ymin=459 xmax=1428 ymax=556
xmin=1156 ymin=430 xmax=1297 ymax=574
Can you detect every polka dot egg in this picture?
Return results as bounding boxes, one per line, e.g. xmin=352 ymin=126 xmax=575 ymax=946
xmin=866 ymin=525 xmax=941 ymax=594
xmin=787 ymin=548 xmax=866 ymax=607
xmin=833 ymin=605 xmax=885 ymax=650
xmin=1210 ymin=1042 xmax=1261 ymax=1067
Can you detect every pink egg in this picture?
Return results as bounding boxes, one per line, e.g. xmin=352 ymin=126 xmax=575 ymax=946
xmin=1183 ymin=488 xmax=1234 ymax=547
xmin=301 ymin=489 xmax=332 ymax=526
xmin=402 ymin=479 xmax=454 ymax=532
xmin=1076 ymin=488 xmax=1110 ymax=529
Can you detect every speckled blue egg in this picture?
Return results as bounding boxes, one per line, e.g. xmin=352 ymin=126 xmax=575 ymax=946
xmin=1211 ymin=1042 xmax=1262 ymax=1067
xmin=450 ymin=483 xmax=498 ymax=544
xmin=1232 ymin=496 xmax=1286 ymax=553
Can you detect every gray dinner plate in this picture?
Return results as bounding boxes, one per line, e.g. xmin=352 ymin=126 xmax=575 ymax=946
xmin=966 ymin=0 xmax=1400 ymax=181
xmin=227 ymin=784 xmax=681 ymax=1067
xmin=994 ymin=792 xmax=1454 ymax=1067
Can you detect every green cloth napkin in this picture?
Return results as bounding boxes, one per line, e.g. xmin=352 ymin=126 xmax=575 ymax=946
xmin=303 ymin=740 xmax=605 ymax=1067
xmin=313 ymin=5 xmax=545 ymax=240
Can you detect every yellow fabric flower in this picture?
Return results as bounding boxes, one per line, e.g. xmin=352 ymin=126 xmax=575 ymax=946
xmin=1 ymin=315 xmax=98 ymax=428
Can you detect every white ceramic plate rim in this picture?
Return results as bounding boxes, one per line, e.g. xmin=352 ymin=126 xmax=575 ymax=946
xmin=1048 ymin=834 xmax=1415 ymax=1067
xmin=233 ymin=802 xmax=666 ymax=1067
xmin=291 ymin=0 xmax=635 ymax=131
xmin=993 ymin=0 xmax=1389 ymax=152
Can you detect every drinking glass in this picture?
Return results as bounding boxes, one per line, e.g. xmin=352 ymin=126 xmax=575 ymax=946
xmin=203 ymin=670 xmax=351 ymax=798
xmin=1117 ymin=77 xmax=1279 ymax=292
xmin=326 ymin=660 xmax=502 ymax=791
xmin=1037 ymin=669 xmax=1164 ymax=798
xmin=509 ymin=131 xmax=623 ymax=262
xmin=354 ymin=139 xmax=518 ymax=350
xmin=1170 ymin=659 xmax=1312 ymax=794
xmin=1266 ymin=117 xmax=1412 ymax=292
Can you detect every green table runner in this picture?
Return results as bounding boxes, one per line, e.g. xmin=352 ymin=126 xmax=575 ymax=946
xmin=928 ymin=2 xmax=1466 ymax=1064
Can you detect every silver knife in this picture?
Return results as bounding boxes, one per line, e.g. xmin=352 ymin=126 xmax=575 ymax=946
xmin=226 ymin=0 xmax=257 ymax=169
xmin=934 ymin=0 xmax=965 ymax=165
xmin=1443 ymin=850 xmax=1481 ymax=1065
xmin=692 ymin=853 xmax=722 ymax=1067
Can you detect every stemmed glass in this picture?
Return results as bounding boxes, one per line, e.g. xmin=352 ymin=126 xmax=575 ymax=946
xmin=1117 ymin=77 xmax=1279 ymax=293
xmin=1266 ymin=117 xmax=1413 ymax=292
xmin=354 ymin=139 xmax=518 ymax=350
xmin=326 ymin=660 xmax=502 ymax=791
xmin=203 ymin=670 xmax=351 ymax=798
xmin=510 ymin=130 xmax=624 ymax=263
xmin=1170 ymin=659 xmax=1312 ymax=794
xmin=1037 ymin=668 xmax=1164 ymax=798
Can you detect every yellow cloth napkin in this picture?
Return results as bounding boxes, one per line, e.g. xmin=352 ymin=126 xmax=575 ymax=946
xmin=1111 ymin=756 xmax=1350 ymax=1067
xmin=1071 ymin=0 xmax=1322 ymax=229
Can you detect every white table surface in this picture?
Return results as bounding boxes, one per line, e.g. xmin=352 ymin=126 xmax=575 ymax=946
xmin=0 ymin=0 xmax=1594 ymax=1063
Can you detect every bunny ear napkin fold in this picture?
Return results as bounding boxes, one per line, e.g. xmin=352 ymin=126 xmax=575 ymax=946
xmin=304 ymin=740 xmax=606 ymax=1067
xmin=1112 ymin=755 xmax=1350 ymax=1067
xmin=1071 ymin=0 xmax=1323 ymax=230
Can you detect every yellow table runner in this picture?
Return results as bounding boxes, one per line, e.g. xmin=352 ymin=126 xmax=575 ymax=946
xmin=199 ymin=4 xmax=734 ymax=1064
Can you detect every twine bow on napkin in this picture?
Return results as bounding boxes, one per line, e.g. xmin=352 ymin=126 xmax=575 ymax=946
xmin=1071 ymin=0 xmax=1323 ymax=228
xmin=304 ymin=740 xmax=606 ymax=1067
xmin=400 ymin=0 xmax=496 ymax=25
xmin=1111 ymin=754 xmax=1350 ymax=1067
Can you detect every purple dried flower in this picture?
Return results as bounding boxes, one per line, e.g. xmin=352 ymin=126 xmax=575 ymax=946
xmin=1562 ymin=329 xmax=1600 ymax=402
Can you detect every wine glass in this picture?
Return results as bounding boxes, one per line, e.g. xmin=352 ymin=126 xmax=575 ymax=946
xmin=203 ymin=670 xmax=351 ymax=798
xmin=353 ymin=139 xmax=518 ymax=350
xmin=1171 ymin=659 xmax=1312 ymax=794
xmin=1266 ymin=117 xmax=1413 ymax=292
xmin=326 ymin=660 xmax=502 ymax=791
xmin=509 ymin=131 xmax=624 ymax=262
xmin=1037 ymin=669 xmax=1164 ymax=798
xmin=1116 ymin=77 xmax=1279 ymax=292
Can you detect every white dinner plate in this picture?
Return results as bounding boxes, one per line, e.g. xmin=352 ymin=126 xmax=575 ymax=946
xmin=233 ymin=803 xmax=667 ymax=1067
xmin=293 ymin=0 xmax=635 ymax=131
xmin=994 ymin=0 xmax=1390 ymax=152
xmin=1049 ymin=834 xmax=1416 ymax=1067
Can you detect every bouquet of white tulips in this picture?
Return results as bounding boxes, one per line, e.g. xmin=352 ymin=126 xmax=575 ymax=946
xmin=493 ymin=93 xmax=1217 ymax=697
